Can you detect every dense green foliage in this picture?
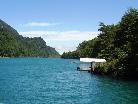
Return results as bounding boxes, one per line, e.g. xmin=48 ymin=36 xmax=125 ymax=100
xmin=0 ymin=19 xmax=60 ymax=57
xmin=61 ymin=8 xmax=138 ymax=79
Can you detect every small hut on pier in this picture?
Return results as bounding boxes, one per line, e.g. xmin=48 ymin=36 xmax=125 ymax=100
xmin=77 ymin=58 xmax=106 ymax=72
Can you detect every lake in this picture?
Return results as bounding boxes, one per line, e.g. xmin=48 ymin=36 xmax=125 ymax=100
xmin=0 ymin=58 xmax=138 ymax=104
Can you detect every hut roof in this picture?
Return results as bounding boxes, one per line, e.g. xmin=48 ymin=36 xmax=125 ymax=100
xmin=80 ymin=58 xmax=106 ymax=63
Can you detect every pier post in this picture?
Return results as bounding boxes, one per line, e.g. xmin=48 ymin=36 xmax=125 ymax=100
xmin=90 ymin=62 xmax=95 ymax=72
xmin=91 ymin=62 xmax=93 ymax=73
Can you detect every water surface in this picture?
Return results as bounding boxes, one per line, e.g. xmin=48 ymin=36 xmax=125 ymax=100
xmin=0 ymin=58 xmax=138 ymax=104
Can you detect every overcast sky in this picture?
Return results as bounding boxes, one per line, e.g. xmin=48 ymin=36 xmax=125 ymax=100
xmin=0 ymin=0 xmax=138 ymax=54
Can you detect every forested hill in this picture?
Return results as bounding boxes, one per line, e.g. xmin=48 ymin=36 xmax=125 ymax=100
xmin=61 ymin=8 xmax=138 ymax=79
xmin=0 ymin=19 xmax=60 ymax=57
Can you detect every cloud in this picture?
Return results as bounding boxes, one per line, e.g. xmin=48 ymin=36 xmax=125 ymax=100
xmin=19 ymin=31 xmax=99 ymax=41
xmin=55 ymin=45 xmax=77 ymax=54
xmin=19 ymin=30 xmax=99 ymax=54
xmin=24 ymin=22 xmax=60 ymax=27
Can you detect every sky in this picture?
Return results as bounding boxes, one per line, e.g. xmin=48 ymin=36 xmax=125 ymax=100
xmin=0 ymin=0 xmax=138 ymax=54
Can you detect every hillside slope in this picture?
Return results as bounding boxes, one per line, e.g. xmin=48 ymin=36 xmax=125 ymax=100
xmin=61 ymin=8 xmax=138 ymax=79
xmin=0 ymin=19 xmax=60 ymax=57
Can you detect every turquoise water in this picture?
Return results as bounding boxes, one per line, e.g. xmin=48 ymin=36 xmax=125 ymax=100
xmin=0 ymin=58 xmax=138 ymax=104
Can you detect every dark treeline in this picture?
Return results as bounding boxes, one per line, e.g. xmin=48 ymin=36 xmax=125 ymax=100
xmin=61 ymin=8 xmax=138 ymax=79
xmin=0 ymin=19 xmax=60 ymax=57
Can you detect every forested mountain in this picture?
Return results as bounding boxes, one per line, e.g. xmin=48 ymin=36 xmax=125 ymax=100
xmin=0 ymin=19 xmax=60 ymax=57
xmin=61 ymin=8 xmax=138 ymax=79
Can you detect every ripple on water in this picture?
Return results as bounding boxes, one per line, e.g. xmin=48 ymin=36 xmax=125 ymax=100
xmin=0 ymin=58 xmax=138 ymax=104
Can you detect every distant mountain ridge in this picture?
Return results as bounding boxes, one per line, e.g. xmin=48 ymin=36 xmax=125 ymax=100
xmin=0 ymin=19 xmax=60 ymax=57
